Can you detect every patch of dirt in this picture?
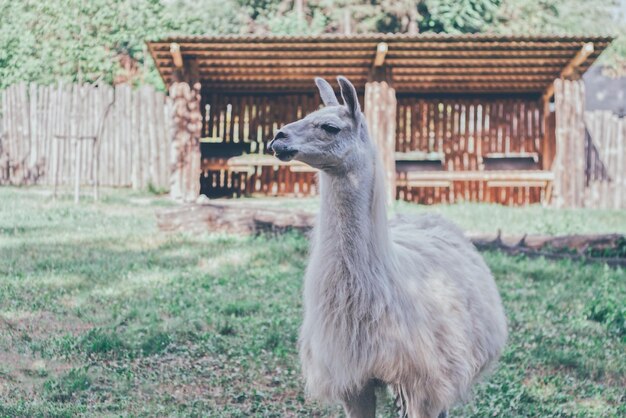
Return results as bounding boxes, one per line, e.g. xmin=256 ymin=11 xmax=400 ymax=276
xmin=1 ymin=310 xmax=92 ymax=340
xmin=0 ymin=310 xmax=91 ymax=399
xmin=0 ymin=351 xmax=75 ymax=398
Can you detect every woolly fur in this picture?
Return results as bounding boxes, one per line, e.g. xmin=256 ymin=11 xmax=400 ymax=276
xmin=270 ymin=77 xmax=508 ymax=418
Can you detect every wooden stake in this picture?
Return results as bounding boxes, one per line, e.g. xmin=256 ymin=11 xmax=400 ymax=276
xmin=74 ymin=138 xmax=80 ymax=203
xmin=373 ymin=42 xmax=388 ymax=67
xmin=170 ymin=43 xmax=183 ymax=68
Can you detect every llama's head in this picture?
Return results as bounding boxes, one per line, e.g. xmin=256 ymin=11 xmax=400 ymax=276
xmin=268 ymin=76 xmax=373 ymax=175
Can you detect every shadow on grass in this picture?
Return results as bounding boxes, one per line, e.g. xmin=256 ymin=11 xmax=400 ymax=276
xmin=0 ymin=234 xmax=227 ymax=280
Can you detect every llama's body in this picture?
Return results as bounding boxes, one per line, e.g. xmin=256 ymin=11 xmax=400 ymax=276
xmin=269 ymin=77 xmax=507 ymax=418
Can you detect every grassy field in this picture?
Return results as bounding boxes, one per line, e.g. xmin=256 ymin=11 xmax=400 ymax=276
xmin=245 ymin=196 xmax=626 ymax=236
xmin=0 ymin=187 xmax=624 ymax=417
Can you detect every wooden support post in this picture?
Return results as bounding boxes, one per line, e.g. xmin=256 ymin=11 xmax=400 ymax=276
xmin=561 ymin=42 xmax=594 ymax=78
xmin=365 ymin=81 xmax=397 ymax=204
xmin=52 ymin=135 xmax=96 ymax=203
xmin=540 ymin=96 xmax=555 ymax=169
xmin=169 ymin=82 xmax=203 ymax=202
xmin=168 ymin=43 xmax=203 ymax=201
xmin=170 ymin=43 xmax=200 ymax=85
xmin=552 ymin=79 xmax=586 ymax=208
xmin=543 ymin=42 xmax=594 ymax=102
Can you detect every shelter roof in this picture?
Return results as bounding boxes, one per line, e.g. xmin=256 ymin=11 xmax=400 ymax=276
xmin=147 ymin=34 xmax=613 ymax=94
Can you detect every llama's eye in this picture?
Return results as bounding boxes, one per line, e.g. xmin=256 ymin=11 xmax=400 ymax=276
xmin=321 ymin=123 xmax=340 ymax=134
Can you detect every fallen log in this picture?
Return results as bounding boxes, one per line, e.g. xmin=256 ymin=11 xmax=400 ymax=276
xmin=156 ymin=202 xmax=625 ymax=267
xmin=156 ymin=201 xmax=315 ymax=235
xmin=470 ymin=231 xmax=626 ymax=268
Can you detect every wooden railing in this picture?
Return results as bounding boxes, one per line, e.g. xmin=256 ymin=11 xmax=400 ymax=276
xmin=396 ymin=96 xmax=543 ymax=171
xmin=200 ymin=91 xmax=321 ymax=197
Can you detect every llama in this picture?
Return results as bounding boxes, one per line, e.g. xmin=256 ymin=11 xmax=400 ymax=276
xmin=268 ymin=77 xmax=508 ymax=418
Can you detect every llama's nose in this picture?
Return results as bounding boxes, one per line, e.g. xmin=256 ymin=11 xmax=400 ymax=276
xmin=267 ymin=130 xmax=288 ymax=152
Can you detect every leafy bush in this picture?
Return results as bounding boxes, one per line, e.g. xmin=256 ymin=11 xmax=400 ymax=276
xmin=584 ymin=270 xmax=626 ymax=337
xmin=585 ymin=294 xmax=626 ymax=337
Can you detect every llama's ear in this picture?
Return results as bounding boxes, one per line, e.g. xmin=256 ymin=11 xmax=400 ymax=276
xmin=337 ymin=76 xmax=360 ymax=118
xmin=314 ymin=77 xmax=339 ymax=106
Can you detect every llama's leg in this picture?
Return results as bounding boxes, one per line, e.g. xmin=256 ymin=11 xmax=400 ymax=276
xmin=343 ymin=380 xmax=376 ymax=418
xmin=437 ymin=411 xmax=448 ymax=418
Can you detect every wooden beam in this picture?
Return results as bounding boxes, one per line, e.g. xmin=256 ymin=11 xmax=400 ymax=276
xmin=543 ymin=42 xmax=593 ymax=101
xmin=154 ymin=56 xmax=570 ymax=68
xmin=373 ymin=42 xmax=388 ymax=67
xmin=151 ymin=34 xmax=613 ymax=46
xmin=149 ymin=40 xmax=605 ymax=52
xmin=157 ymin=64 xmax=562 ymax=75
xmin=561 ymin=42 xmax=594 ymax=78
xmin=170 ymin=42 xmax=183 ymax=68
xmin=168 ymin=81 xmax=547 ymax=94
xmin=153 ymin=49 xmax=577 ymax=60
xmin=540 ymin=94 xmax=555 ymax=171
xmin=404 ymin=170 xmax=554 ymax=182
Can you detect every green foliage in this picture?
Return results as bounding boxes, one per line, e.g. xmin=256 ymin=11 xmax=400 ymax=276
xmin=258 ymin=7 xmax=328 ymax=35
xmin=425 ymin=0 xmax=501 ymax=33
xmin=161 ymin=0 xmax=245 ymax=35
xmin=0 ymin=0 xmax=624 ymax=87
xmin=584 ymin=268 xmax=626 ymax=337
xmin=494 ymin=0 xmax=618 ymax=34
xmin=140 ymin=331 xmax=172 ymax=355
xmin=493 ymin=0 xmax=625 ymax=74
xmin=0 ymin=0 xmax=160 ymax=87
xmin=0 ymin=0 xmax=242 ymax=89
xmin=81 ymin=328 xmax=126 ymax=355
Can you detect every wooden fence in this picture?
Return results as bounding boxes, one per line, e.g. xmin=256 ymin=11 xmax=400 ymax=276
xmin=553 ymin=79 xmax=586 ymax=207
xmin=0 ymin=82 xmax=173 ymax=190
xmin=1 ymin=80 xmax=623 ymax=208
xmin=584 ymin=111 xmax=625 ymax=209
xmin=553 ymin=79 xmax=625 ymax=209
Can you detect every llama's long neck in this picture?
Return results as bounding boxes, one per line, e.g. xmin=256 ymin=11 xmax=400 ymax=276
xmin=305 ymin=120 xmax=396 ymax=333
xmin=314 ymin=143 xmax=392 ymax=281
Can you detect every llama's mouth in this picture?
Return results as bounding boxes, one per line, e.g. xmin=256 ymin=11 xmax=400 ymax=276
xmin=274 ymin=149 xmax=298 ymax=162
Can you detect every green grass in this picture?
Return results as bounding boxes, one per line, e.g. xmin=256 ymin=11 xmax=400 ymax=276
xmin=0 ymin=187 xmax=624 ymax=417
xmin=245 ymin=196 xmax=626 ymax=235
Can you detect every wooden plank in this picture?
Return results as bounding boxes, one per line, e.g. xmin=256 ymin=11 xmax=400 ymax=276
xmin=405 ymin=170 xmax=554 ymax=181
xmin=154 ymin=44 xmax=587 ymax=55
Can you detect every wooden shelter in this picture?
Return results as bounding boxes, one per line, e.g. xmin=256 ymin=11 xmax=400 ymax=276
xmin=147 ymin=34 xmax=612 ymax=205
